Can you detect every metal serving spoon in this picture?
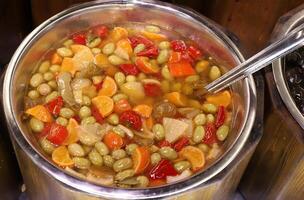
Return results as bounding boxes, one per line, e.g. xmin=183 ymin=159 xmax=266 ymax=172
xmin=205 ymin=23 xmax=304 ymax=93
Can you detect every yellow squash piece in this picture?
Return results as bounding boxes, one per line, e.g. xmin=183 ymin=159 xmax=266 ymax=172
xmin=26 ymin=105 xmax=53 ymax=123
xmin=92 ymin=95 xmax=114 ymax=117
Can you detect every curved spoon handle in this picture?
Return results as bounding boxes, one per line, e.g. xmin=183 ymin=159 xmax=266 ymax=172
xmin=205 ymin=23 xmax=304 ymax=93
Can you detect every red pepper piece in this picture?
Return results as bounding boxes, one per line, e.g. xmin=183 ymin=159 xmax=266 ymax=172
xmin=215 ymin=106 xmax=226 ymax=128
xmin=173 ymin=137 xmax=189 ymax=152
xmin=157 ymin=140 xmax=171 ymax=148
xmin=72 ymin=33 xmax=86 ymax=45
xmin=128 ymin=36 xmax=154 ymax=48
xmin=94 ymin=81 xmax=103 ymax=91
xmin=92 ymin=25 xmax=108 ymax=38
xmin=46 ymin=123 xmax=68 ymax=145
xmin=149 ymin=159 xmax=178 ymax=180
xmin=45 ymin=96 xmax=64 ymax=117
xmin=119 ymin=110 xmax=142 ymax=131
xmin=187 ymin=45 xmax=202 ymax=60
xmin=143 ymin=83 xmax=161 ymax=97
xmin=91 ymin=105 xmax=104 ymax=124
xmin=72 ymin=115 xmax=81 ymax=123
xmin=37 ymin=123 xmax=52 ymax=139
xmin=137 ymin=46 xmax=159 ymax=58
xmin=203 ymin=123 xmax=218 ymax=144
xmin=171 ymin=40 xmax=187 ymax=52
xmin=119 ymin=64 xmax=139 ymax=75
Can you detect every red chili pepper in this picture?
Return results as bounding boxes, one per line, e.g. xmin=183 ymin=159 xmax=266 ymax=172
xmin=171 ymin=40 xmax=187 ymax=52
xmin=119 ymin=110 xmax=142 ymax=131
xmin=149 ymin=159 xmax=178 ymax=180
xmin=45 ymin=96 xmax=64 ymax=117
xmin=203 ymin=123 xmax=218 ymax=144
xmin=215 ymin=106 xmax=226 ymax=128
xmin=119 ymin=64 xmax=139 ymax=75
xmin=72 ymin=33 xmax=86 ymax=45
xmin=173 ymin=137 xmax=189 ymax=152
xmin=143 ymin=83 xmax=161 ymax=97
xmin=45 ymin=123 xmax=68 ymax=145
xmin=187 ymin=45 xmax=202 ymax=60
xmin=128 ymin=36 xmax=154 ymax=48
xmin=137 ymin=46 xmax=159 ymax=58
xmin=157 ymin=140 xmax=171 ymax=148
xmin=92 ymin=25 xmax=108 ymax=38
xmin=91 ymin=105 xmax=104 ymax=124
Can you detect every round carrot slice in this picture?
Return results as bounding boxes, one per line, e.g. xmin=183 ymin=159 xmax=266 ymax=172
xmin=91 ymin=95 xmax=114 ymax=117
xmin=179 ymin=146 xmax=205 ymax=171
xmin=103 ymin=131 xmax=124 ymax=150
xmin=26 ymin=105 xmax=53 ymax=123
xmin=98 ymin=76 xmax=117 ymax=97
xmin=94 ymin=53 xmax=111 ymax=68
xmin=132 ymin=146 xmax=150 ymax=174
xmin=52 ymin=146 xmax=74 ymax=167
xmin=62 ymin=118 xmax=79 ymax=145
xmin=133 ymin=104 xmax=152 ymax=118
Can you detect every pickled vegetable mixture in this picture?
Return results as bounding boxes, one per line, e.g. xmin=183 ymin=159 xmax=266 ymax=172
xmin=24 ymin=24 xmax=232 ymax=188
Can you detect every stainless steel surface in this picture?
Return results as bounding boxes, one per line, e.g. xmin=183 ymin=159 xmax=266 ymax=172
xmin=205 ymin=23 xmax=304 ymax=93
xmin=2 ymin=0 xmax=256 ymax=199
xmin=272 ymin=6 xmax=304 ymax=130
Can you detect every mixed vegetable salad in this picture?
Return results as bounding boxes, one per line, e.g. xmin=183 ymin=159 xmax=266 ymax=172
xmin=23 ymin=24 xmax=232 ymax=188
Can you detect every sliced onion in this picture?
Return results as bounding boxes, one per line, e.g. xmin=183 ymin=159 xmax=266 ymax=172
xmin=180 ymin=118 xmax=194 ymax=138
xmin=99 ymin=123 xmax=113 ymax=136
xmin=57 ymin=72 xmax=75 ymax=106
xmin=117 ymin=124 xmax=134 ymax=138
xmin=166 ymin=169 xmax=192 ymax=183
xmin=71 ymin=78 xmax=92 ymax=104
xmin=77 ymin=123 xmax=104 ymax=146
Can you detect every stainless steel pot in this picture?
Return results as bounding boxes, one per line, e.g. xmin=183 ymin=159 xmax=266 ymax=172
xmin=3 ymin=0 xmax=256 ymax=199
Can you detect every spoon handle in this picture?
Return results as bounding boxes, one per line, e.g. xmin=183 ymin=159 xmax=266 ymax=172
xmin=205 ymin=23 xmax=304 ymax=93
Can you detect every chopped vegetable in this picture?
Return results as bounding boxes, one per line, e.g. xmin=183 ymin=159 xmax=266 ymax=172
xmin=163 ymin=118 xmax=189 ymax=143
xmin=51 ymin=53 xmax=63 ymax=65
xmin=45 ymin=96 xmax=64 ymax=117
xmin=206 ymin=90 xmax=231 ymax=107
xmin=187 ymin=45 xmax=202 ymax=60
xmin=120 ymin=64 xmax=139 ymax=76
xmin=168 ymin=61 xmax=195 ymax=77
xmin=119 ymin=110 xmax=142 ymax=131
xmin=92 ymin=25 xmax=108 ymax=38
xmin=103 ymin=131 xmax=124 ymax=150
xmin=26 ymin=105 xmax=53 ymax=123
xmin=92 ymin=95 xmax=114 ymax=117
xmin=167 ymin=169 xmax=192 ymax=183
xmin=128 ymin=35 xmax=154 ymax=48
xmin=137 ymin=45 xmax=159 ymax=58
xmin=52 ymin=146 xmax=74 ymax=167
xmin=172 ymin=137 xmax=189 ymax=152
xmin=114 ymin=99 xmax=132 ymax=114
xmin=148 ymin=159 xmax=178 ymax=180
xmin=63 ymin=118 xmax=79 ymax=145
xmin=164 ymin=92 xmax=188 ymax=107
xmin=179 ymin=146 xmax=205 ymax=171
xmin=203 ymin=123 xmax=218 ymax=145
xmin=143 ymin=83 xmax=161 ymax=97
xmin=142 ymin=31 xmax=167 ymax=41
xmin=94 ymin=53 xmax=111 ymax=68
xmin=45 ymin=123 xmax=68 ymax=145
xmin=215 ymin=106 xmax=225 ymax=128
xmin=91 ymin=105 xmax=104 ymax=124
xmin=132 ymin=146 xmax=150 ymax=174
xmin=133 ymin=104 xmax=152 ymax=118
xmin=135 ymin=57 xmax=160 ymax=74
xmin=120 ymin=82 xmax=145 ymax=100
xmin=98 ymin=76 xmax=117 ymax=97
xmin=61 ymin=57 xmax=76 ymax=75
xmin=72 ymin=33 xmax=86 ymax=45
xmin=170 ymin=40 xmax=187 ymax=52
xmin=57 ymin=72 xmax=76 ymax=106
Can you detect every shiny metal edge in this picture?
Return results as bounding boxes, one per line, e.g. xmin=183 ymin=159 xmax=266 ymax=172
xmin=3 ymin=0 xmax=256 ymax=199
xmin=272 ymin=6 xmax=304 ymax=130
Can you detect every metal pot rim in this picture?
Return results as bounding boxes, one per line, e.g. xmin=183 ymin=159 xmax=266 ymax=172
xmin=3 ymin=0 xmax=256 ymax=199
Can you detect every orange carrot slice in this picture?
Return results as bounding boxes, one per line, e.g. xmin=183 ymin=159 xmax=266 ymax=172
xmin=91 ymin=95 xmax=114 ymax=117
xmin=52 ymin=146 xmax=74 ymax=167
xmin=135 ymin=57 xmax=160 ymax=74
xmin=164 ymin=92 xmax=188 ymax=107
xmin=94 ymin=53 xmax=111 ymax=68
xmin=132 ymin=146 xmax=150 ymax=174
xmin=98 ymin=76 xmax=117 ymax=97
xmin=62 ymin=118 xmax=79 ymax=145
xmin=179 ymin=146 xmax=205 ymax=171
xmin=168 ymin=61 xmax=196 ymax=77
xmin=103 ymin=131 xmax=124 ymax=150
xmin=133 ymin=104 xmax=152 ymax=118
xmin=110 ymin=27 xmax=128 ymax=42
xmin=116 ymin=39 xmax=133 ymax=56
xmin=206 ymin=90 xmax=231 ymax=107
xmin=26 ymin=105 xmax=53 ymax=123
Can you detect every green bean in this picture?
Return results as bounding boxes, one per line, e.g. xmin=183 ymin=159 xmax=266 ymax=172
xmin=73 ymin=157 xmax=91 ymax=169
xmin=152 ymin=124 xmax=165 ymax=141
xmin=37 ymin=83 xmax=51 ymax=96
xmin=145 ymin=25 xmax=160 ymax=33
xmin=181 ymin=84 xmax=193 ymax=95
xmin=29 ymin=117 xmax=44 ymax=132
xmin=38 ymin=61 xmax=50 ymax=73
xmin=88 ymin=149 xmax=103 ymax=166
xmin=95 ymin=142 xmax=109 ymax=156
xmin=87 ymin=38 xmax=101 ymax=48
xmin=125 ymin=144 xmax=138 ymax=155
xmin=197 ymin=144 xmax=210 ymax=153
xmin=137 ymin=72 xmax=146 ymax=81
xmin=149 ymin=145 xmax=159 ymax=153
xmin=56 ymin=117 xmax=68 ymax=126
xmin=81 ymin=116 xmax=96 ymax=125
xmin=151 ymin=153 xmax=161 ymax=165
xmin=106 ymin=114 xmax=119 ymax=125
xmin=195 ymin=60 xmax=209 ymax=73
xmin=194 ymin=114 xmax=206 ymax=125
xmin=57 ymin=47 xmax=73 ymax=57
xmin=114 ymin=72 xmax=126 ymax=85
xmin=216 ymin=125 xmax=229 ymax=141
xmin=171 ymin=82 xmax=182 ymax=92
xmin=112 ymin=93 xmax=128 ymax=103
xmin=102 ymin=43 xmax=115 ymax=55
xmin=113 ymin=158 xmax=133 ymax=172
xmin=49 ymin=65 xmax=61 ymax=73
xmin=43 ymin=72 xmax=54 ymax=81
xmin=44 ymin=91 xmax=58 ymax=103
xmin=134 ymin=44 xmax=145 ymax=54
xmin=103 ymin=155 xmax=114 ymax=167
xmin=82 ymin=96 xmax=91 ymax=106
xmin=202 ymin=103 xmax=218 ymax=114
xmin=108 ymin=55 xmax=125 ymax=65
xmin=160 ymin=80 xmax=170 ymax=93
xmin=159 ymin=147 xmax=177 ymax=160
xmin=63 ymin=39 xmax=73 ymax=47
xmin=60 ymin=107 xmax=74 ymax=118
xmin=206 ymin=114 xmax=215 ymax=123
xmin=174 ymin=161 xmax=191 ymax=173
xmin=161 ymin=65 xmax=173 ymax=81
xmin=157 ymin=49 xmax=169 ymax=64
xmin=185 ymin=75 xmax=199 ymax=83
xmin=82 ymin=145 xmax=93 ymax=155
xmin=79 ymin=106 xmax=91 ymax=119
xmin=68 ymin=143 xmax=85 ymax=157
xmin=115 ymin=169 xmax=135 ymax=181
xmin=30 ymin=73 xmax=44 ymax=87
xmin=28 ymin=90 xmax=40 ymax=99
xmin=192 ymin=126 xmax=205 ymax=144
xmin=91 ymin=48 xmax=101 ymax=54
xmin=126 ymin=75 xmax=136 ymax=82
xmin=136 ymin=176 xmax=149 ymax=187
xmin=209 ymin=66 xmax=221 ymax=81
xmin=48 ymin=80 xmax=57 ymax=89
xmin=112 ymin=149 xmax=127 ymax=160
xmin=112 ymin=126 xmax=126 ymax=137
xmin=39 ymin=138 xmax=55 ymax=154
xmin=158 ymin=41 xmax=170 ymax=50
